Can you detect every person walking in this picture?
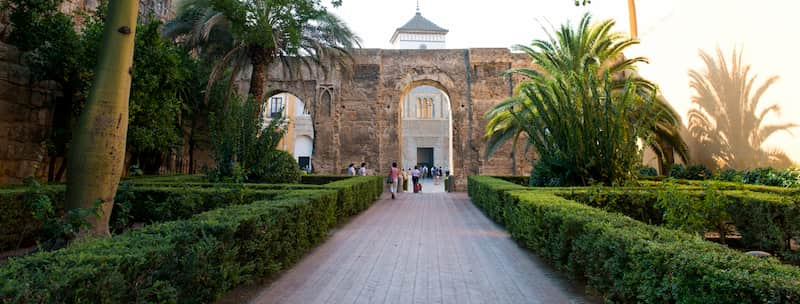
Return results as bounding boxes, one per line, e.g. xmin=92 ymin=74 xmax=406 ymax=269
xmin=412 ymin=166 xmax=421 ymax=193
xmin=387 ymin=162 xmax=399 ymax=199
xmin=347 ymin=163 xmax=356 ymax=176
xmin=433 ymin=166 xmax=440 ymax=185
xmin=359 ymin=162 xmax=367 ymax=176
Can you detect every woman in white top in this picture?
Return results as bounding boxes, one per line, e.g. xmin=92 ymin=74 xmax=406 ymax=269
xmin=359 ymin=162 xmax=367 ymax=176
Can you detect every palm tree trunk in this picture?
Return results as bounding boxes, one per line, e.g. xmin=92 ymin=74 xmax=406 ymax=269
xmin=65 ymin=0 xmax=138 ymax=238
xmin=248 ymin=46 xmax=270 ymax=103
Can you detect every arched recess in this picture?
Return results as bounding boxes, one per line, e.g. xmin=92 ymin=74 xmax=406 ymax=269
xmin=397 ymin=77 xmax=456 ymax=189
xmin=264 ymin=91 xmax=314 ymax=168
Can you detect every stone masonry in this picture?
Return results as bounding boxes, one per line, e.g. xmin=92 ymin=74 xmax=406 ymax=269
xmin=256 ymin=48 xmax=536 ymax=190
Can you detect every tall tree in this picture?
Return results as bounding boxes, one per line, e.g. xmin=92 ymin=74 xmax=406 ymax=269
xmin=65 ymin=0 xmax=138 ymax=237
xmin=163 ymin=0 xmax=360 ymax=104
xmin=486 ymin=13 xmax=687 ymax=175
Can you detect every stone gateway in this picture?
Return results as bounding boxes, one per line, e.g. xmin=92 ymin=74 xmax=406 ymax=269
xmin=254 ymin=48 xmax=536 ymax=190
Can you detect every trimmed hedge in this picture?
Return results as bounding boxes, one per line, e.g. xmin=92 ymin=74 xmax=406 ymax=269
xmin=0 ymin=176 xmax=383 ymax=303
xmin=468 ymin=176 xmax=800 ymax=303
xmin=324 ymin=176 xmax=383 ymax=219
xmin=0 ymin=185 xmax=287 ymax=251
xmin=562 ymin=187 xmax=800 ymax=253
xmin=300 ymin=174 xmax=352 ymax=185
xmin=0 ymin=186 xmax=64 ymax=251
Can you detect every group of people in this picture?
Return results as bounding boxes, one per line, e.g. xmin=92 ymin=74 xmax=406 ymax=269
xmin=347 ymin=162 xmax=368 ymax=176
xmin=346 ymin=161 xmax=448 ymax=199
xmin=384 ymin=163 xmax=448 ymax=199
xmin=417 ymin=165 xmax=445 ymax=185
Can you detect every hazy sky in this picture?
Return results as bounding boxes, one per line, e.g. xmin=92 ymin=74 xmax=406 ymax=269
xmin=326 ymin=0 xmax=800 ymax=165
xmin=325 ymin=0 xmax=656 ymax=49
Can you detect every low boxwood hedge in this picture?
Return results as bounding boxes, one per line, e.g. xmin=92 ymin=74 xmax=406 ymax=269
xmin=300 ymin=174 xmax=352 ymax=185
xmin=0 ymin=185 xmax=288 ymax=251
xmin=468 ymin=176 xmax=800 ymax=303
xmin=0 ymin=176 xmax=383 ymax=303
xmin=561 ymin=187 xmax=800 ymax=253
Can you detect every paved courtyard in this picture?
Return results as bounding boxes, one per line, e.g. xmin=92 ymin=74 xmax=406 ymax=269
xmin=236 ymin=189 xmax=596 ymax=304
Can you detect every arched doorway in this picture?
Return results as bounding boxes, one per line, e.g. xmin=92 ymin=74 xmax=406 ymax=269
xmin=400 ymin=84 xmax=453 ymax=189
xmin=265 ymin=92 xmax=314 ymax=172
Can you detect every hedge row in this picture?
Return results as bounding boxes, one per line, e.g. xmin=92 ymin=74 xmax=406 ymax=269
xmin=468 ymin=176 xmax=800 ymax=303
xmin=0 ymin=185 xmax=287 ymax=251
xmin=560 ymin=186 xmax=800 ymax=253
xmin=0 ymin=176 xmax=383 ymax=303
xmin=300 ymin=174 xmax=353 ymax=185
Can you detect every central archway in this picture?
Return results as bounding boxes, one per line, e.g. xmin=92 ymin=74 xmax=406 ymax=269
xmin=398 ymin=80 xmax=454 ymax=191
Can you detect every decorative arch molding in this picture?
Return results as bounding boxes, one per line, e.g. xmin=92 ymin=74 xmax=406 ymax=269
xmin=395 ymin=68 xmax=457 ymax=98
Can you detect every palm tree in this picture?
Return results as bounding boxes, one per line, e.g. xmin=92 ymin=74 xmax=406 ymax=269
xmin=687 ymin=48 xmax=796 ymax=169
xmin=486 ymin=13 xmax=688 ymax=174
xmin=163 ymin=0 xmax=360 ymax=104
xmin=65 ymin=0 xmax=138 ymax=237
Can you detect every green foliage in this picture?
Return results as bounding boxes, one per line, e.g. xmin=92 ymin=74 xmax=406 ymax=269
xmin=300 ymin=174 xmax=352 ymax=185
xmin=126 ymin=20 xmax=190 ymax=164
xmin=0 ymin=176 xmax=383 ymax=303
xmin=517 ymin=73 xmax=657 ymax=186
xmin=741 ymin=167 xmax=800 ymax=187
xmin=637 ymin=165 xmax=658 ymax=177
xmin=485 ymin=13 xmax=685 ymax=186
xmin=656 ymin=181 xmax=731 ymax=243
xmin=250 ymin=150 xmax=302 ymax=183
xmin=468 ymin=176 xmax=800 ymax=303
xmin=5 ymin=0 xmax=201 ymax=175
xmin=208 ymin=94 xmax=288 ymax=181
xmin=5 ymin=0 xmax=84 ymax=87
xmin=716 ymin=168 xmax=741 ymax=182
xmin=669 ymin=163 xmax=713 ymax=180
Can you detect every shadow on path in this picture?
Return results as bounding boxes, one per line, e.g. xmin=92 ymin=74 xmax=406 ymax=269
xmin=219 ymin=191 xmax=598 ymax=304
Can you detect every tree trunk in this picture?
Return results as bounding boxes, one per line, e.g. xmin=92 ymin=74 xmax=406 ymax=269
xmin=248 ymin=46 xmax=270 ymax=104
xmin=64 ymin=0 xmax=138 ymax=238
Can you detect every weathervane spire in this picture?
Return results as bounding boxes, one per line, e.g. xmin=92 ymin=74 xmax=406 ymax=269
xmin=416 ymin=0 xmax=420 ymax=14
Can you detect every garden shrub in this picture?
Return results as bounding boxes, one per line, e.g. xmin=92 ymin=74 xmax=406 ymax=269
xmin=669 ymin=164 xmax=686 ymax=179
xmin=248 ymin=149 xmax=302 ymax=184
xmin=323 ymin=176 xmax=383 ymax=219
xmin=468 ymin=176 xmax=800 ymax=303
xmin=300 ymin=174 xmax=352 ymax=185
xmin=741 ymin=167 xmax=800 ymax=187
xmin=0 ymin=183 xmax=286 ymax=251
xmin=488 ymin=175 xmax=529 ymax=186
xmin=564 ymin=182 xmax=800 ymax=253
xmin=0 ymin=176 xmax=383 ymax=303
xmin=684 ymin=164 xmax=712 ymax=180
xmin=637 ymin=165 xmax=658 ymax=177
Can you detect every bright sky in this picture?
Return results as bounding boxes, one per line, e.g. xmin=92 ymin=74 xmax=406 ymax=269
xmin=327 ymin=0 xmax=800 ymax=166
xmin=325 ymin=0 xmax=643 ymax=49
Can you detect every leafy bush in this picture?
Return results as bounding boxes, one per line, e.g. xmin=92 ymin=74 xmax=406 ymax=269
xmin=249 ymin=150 xmax=301 ymax=183
xmin=0 ymin=183 xmax=286 ymax=250
xmin=637 ymin=165 xmax=658 ymax=177
xmin=208 ymin=94 xmax=287 ymax=181
xmin=0 ymin=177 xmax=383 ymax=302
xmin=656 ymin=181 xmax=731 ymax=243
xmin=487 ymin=175 xmax=529 ymax=186
xmin=715 ymin=168 xmax=741 ymax=182
xmin=741 ymin=167 xmax=800 ymax=187
xmin=300 ymin=175 xmax=352 ymax=185
xmin=669 ymin=164 xmax=686 ymax=179
xmin=468 ymin=176 xmax=800 ymax=303
xmin=684 ymin=164 xmax=712 ymax=180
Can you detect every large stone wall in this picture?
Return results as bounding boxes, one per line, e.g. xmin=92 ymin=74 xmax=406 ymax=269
xmin=0 ymin=42 xmax=56 ymax=183
xmin=258 ymin=48 xmax=536 ymax=190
